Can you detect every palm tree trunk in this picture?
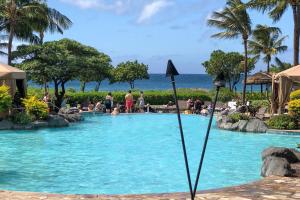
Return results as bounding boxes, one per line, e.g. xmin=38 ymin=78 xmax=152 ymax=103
xmin=7 ymin=0 xmax=16 ymax=65
xmin=292 ymin=5 xmax=299 ymax=66
xmin=267 ymin=55 xmax=271 ymax=73
xmin=39 ymin=31 xmax=44 ymax=45
xmin=242 ymin=39 xmax=248 ymax=105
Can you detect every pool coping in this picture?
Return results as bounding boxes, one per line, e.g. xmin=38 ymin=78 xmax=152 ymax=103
xmin=0 ymin=176 xmax=299 ymax=199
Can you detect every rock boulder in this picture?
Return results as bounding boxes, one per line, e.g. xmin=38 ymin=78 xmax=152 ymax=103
xmin=47 ymin=115 xmax=69 ymax=127
xmin=261 ymin=156 xmax=295 ymax=177
xmin=0 ymin=120 xmax=13 ymax=130
xmin=262 ymin=147 xmax=299 ymax=163
xmin=245 ymin=119 xmax=268 ymax=133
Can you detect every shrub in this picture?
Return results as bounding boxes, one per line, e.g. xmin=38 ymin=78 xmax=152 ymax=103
xmin=228 ymin=113 xmax=249 ymax=123
xmin=10 ymin=112 xmax=33 ymax=125
xmin=246 ymin=92 xmax=269 ymax=101
xmin=66 ymin=89 xmax=212 ymax=105
xmin=0 ymin=85 xmax=12 ymax=113
xmin=288 ymin=99 xmax=300 ymax=119
xmin=251 ymin=100 xmax=270 ymax=109
xmin=22 ymin=96 xmax=49 ymax=120
xmin=290 ymin=89 xmax=300 ymax=100
xmin=210 ymin=88 xmax=236 ymax=103
xmin=266 ymin=115 xmax=297 ymax=130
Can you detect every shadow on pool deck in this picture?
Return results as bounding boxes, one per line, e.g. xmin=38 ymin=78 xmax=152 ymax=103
xmin=0 ymin=176 xmax=299 ymax=200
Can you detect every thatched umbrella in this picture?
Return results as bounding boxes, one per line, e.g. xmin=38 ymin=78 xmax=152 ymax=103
xmin=246 ymin=72 xmax=272 ymax=93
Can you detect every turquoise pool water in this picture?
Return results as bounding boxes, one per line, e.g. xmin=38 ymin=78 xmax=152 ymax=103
xmin=0 ymin=114 xmax=299 ymax=194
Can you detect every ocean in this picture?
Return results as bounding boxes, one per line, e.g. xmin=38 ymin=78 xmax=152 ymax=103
xmin=31 ymin=74 xmax=264 ymax=91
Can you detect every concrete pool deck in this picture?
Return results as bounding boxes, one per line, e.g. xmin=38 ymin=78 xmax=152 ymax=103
xmin=0 ymin=176 xmax=299 ymax=200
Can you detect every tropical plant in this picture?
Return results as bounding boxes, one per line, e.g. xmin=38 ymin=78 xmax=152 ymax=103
xmin=10 ymin=112 xmax=33 ymax=125
xmin=248 ymin=25 xmax=287 ymax=72
xmin=22 ymin=96 xmax=48 ymax=120
xmin=0 ymin=0 xmax=72 ymax=65
xmin=207 ymin=0 xmax=252 ymax=104
xmin=0 ymin=85 xmax=12 ymax=113
xmin=228 ymin=113 xmax=249 ymax=123
xmin=111 ymin=60 xmax=149 ymax=89
xmin=248 ymin=0 xmax=300 ymax=66
xmin=266 ymin=114 xmax=297 ymax=130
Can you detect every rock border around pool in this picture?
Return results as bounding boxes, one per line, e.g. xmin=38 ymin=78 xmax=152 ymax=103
xmin=0 ymin=112 xmax=83 ymax=131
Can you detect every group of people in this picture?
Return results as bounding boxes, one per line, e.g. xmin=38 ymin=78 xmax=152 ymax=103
xmin=74 ymin=90 xmax=147 ymax=115
xmin=186 ymin=98 xmax=212 ymax=115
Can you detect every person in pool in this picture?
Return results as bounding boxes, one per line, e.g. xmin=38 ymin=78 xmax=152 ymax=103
xmin=111 ymin=107 xmax=120 ymax=115
xmin=105 ymin=92 xmax=113 ymax=113
xmin=125 ymin=90 xmax=133 ymax=113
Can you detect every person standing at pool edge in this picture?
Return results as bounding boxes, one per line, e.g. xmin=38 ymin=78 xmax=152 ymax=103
xmin=105 ymin=92 xmax=113 ymax=113
xmin=138 ymin=91 xmax=145 ymax=112
xmin=125 ymin=90 xmax=133 ymax=113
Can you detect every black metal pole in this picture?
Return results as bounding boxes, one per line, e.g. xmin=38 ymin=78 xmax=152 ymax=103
xmin=192 ymin=86 xmax=220 ymax=198
xmin=170 ymin=75 xmax=194 ymax=200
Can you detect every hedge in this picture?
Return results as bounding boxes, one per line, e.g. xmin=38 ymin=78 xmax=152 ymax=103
xmin=28 ymin=88 xmax=212 ymax=105
xmin=266 ymin=115 xmax=297 ymax=130
xmin=288 ymin=99 xmax=300 ymax=119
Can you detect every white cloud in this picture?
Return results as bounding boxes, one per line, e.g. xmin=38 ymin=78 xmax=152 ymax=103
xmin=137 ymin=0 xmax=173 ymax=24
xmin=60 ymin=0 xmax=132 ymax=14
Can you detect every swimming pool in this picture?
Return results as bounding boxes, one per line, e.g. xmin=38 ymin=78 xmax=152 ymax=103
xmin=0 ymin=114 xmax=298 ymax=194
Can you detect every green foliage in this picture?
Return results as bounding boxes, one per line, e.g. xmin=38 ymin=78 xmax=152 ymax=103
xmin=210 ymin=88 xmax=236 ymax=102
xmin=64 ymin=89 xmax=211 ymax=105
xmin=111 ymin=60 xmax=149 ymax=89
xmin=246 ymin=92 xmax=269 ymax=101
xmin=203 ymin=50 xmax=243 ymax=91
xmin=248 ymin=24 xmax=287 ymax=72
xmin=22 ymin=96 xmax=49 ymax=120
xmin=0 ymin=85 xmax=12 ymax=113
xmin=269 ymin=58 xmax=292 ymax=73
xmin=228 ymin=113 xmax=249 ymax=123
xmin=290 ymin=89 xmax=300 ymax=101
xmin=266 ymin=115 xmax=297 ymax=130
xmin=288 ymin=99 xmax=300 ymax=119
xmin=13 ymin=38 xmax=111 ymax=107
xmin=251 ymin=100 xmax=270 ymax=109
xmin=10 ymin=112 xmax=33 ymax=125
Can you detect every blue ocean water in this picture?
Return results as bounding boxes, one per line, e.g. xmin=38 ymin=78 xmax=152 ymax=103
xmin=30 ymin=74 xmax=264 ymax=91
xmin=0 ymin=114 xmax=298 ymax=194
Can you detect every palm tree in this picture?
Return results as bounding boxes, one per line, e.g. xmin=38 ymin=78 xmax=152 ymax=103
xmin=207 ymin=0 xmax=251 ymax=104
xmin=0 ymin=0 xmax=72 ymax=65
xmin=248 ymin=25 xmax=287 ymax=72
xmin=248 ymin=0 xmax=300 ymax=66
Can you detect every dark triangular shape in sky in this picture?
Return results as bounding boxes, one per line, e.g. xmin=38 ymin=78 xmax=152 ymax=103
xmin=166 ymin=60 xmax=179 ymax=77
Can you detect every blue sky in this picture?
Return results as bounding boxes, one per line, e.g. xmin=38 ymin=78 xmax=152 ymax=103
xmin=2 ymin=0 xmax=295 ymax=74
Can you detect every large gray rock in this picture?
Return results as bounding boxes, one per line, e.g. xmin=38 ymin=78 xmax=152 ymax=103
xmin=47 ymin=115 xmax=69 ymax=127
xmin=58 ymin=108 xmax=79 ymax=114
xmin=59 ymin=113 xmax=83 ymax=123
xmin=0 ymin=120 xmax=13 ymax=130
xmin=262 ymin=147 xmax=299 ymax=163
xmin=32 ymin=121 xmax=49 ymax=129
xmin=245 ymin=119 xmax=268 ymax=133
xmin=261 ymin=156 xmax=295 ymax=177
xmin=237 ymin=120 xmax=248 ymax=132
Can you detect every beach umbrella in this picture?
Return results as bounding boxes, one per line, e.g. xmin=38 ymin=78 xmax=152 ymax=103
xmin=166 ymin=60 xmax=194 ymax=200
xmin=192 ymin=72 xmax=225 ymax=198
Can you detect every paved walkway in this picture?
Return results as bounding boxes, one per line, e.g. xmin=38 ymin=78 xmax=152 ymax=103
xmin=0 ymin=177 xmax=299 ymax=200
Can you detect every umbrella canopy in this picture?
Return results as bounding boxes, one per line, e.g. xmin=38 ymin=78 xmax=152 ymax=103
xmin=274 ymin=65 xmax=300 ymax=83
xmin=246 ymin=72 xmax=272 ymax=85
xmin=0 ymin=62 xmax=26 ymax=79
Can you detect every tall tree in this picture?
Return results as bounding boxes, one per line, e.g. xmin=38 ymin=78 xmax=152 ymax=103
xmin=269 ymin=57 xmax=292 ymax=73
xmin=0 ymin=0 xmax=71 ymax=65
xmin=207 ymin=0 xmax=251 ymax=104
xmin=78 ymin=52 xmax=112 ymax=92
xmin=203 ymin=50 xmax=255 ymax=91
xmin=248 ymin=0 xmax=300 ymax=66
xmin=13 ymin=39 xmax=98 ymax=109
xmin=248 ymin=24 xmax=287 ymax=72
xmin=111 ymin=60 xmax=149 ymax=89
